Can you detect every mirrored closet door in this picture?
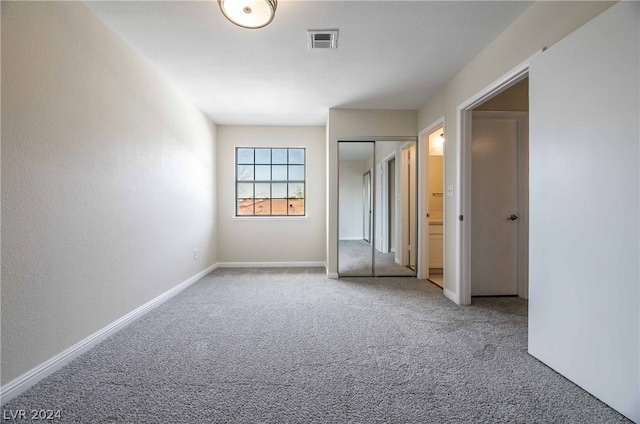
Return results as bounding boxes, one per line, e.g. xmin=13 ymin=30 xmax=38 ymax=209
xmin=338 ymin=142 xmax=374 ymax=276
xmin=338 ymin=139 xmax=417 ymax=277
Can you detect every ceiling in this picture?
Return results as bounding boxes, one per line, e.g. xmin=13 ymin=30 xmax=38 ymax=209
xmin=85 ymin=1 xmax=532 ymax=126
xmin=339 ymin=141 xmax=373 ymax=161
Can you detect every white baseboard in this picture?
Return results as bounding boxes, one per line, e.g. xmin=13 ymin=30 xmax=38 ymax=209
xmin=216 ymin=261 xmax=326 ymax=268
xmin=326 ymin=272 xmax=339 ymax=279
xmin=443 ymin=287 xmax=460 ymax=305
xmin=0 ymin=263 xmax=218 ymax=404
xmin=338 ymin=237 xmax=364 ymax=241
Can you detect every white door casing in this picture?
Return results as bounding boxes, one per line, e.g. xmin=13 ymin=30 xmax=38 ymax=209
xmin=420 ymin=131 xmax=430 ymax=278
xmin=408 ymin=145 xmax=417 ymax=269
xmin=388 ymin=158 xmax=396 ymax=253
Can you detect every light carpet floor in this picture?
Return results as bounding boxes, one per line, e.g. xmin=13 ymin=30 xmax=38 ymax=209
xmin=1 ymin=268 xmax=631 ymax=423
xmin=339 ymin=240 xmax=415 ymax=276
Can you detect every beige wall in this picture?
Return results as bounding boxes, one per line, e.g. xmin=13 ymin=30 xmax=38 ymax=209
xmin=417 ymin=1 xmax=614 ymax=299
xmin=327 ymin=109 xmax=417 ymax=276
xmin=216 ymin=125 xmax=326 ymax=265
xmin=428 ymin=156 xmax=444 ymax=219
xmin=1 ymin=2 xmax=217 ymax=384
xmin=475 ymin=78 xmax=529 ymax=112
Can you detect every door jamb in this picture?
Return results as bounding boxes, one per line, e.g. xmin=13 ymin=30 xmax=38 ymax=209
xmin=456 ymin=61 xmax=531 ymax=305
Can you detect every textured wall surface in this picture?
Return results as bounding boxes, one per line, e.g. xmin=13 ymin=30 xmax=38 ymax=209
xmin=216 ymin=125 xmax=326 ymax=264
xmin=1 ymin=2 xmax=217 ymax=384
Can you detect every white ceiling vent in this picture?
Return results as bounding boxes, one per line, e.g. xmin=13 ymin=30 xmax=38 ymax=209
xmin=307 ymin=30 xmax=338 ymax=50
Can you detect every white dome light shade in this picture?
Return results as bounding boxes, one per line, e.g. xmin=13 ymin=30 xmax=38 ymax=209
xmin=429 ymin=133 xmax=444 ymax=156
xmin=218 ymin=0 xmax=277 ymax=29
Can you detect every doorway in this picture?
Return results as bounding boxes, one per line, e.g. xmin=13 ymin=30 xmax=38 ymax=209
xmin=471 ymin=110 xmax=528 ymax=296
xmin=425 ymin=127 xmax=445 ymax=287
xmin=459 ymin=76 xmax=529 ymax=302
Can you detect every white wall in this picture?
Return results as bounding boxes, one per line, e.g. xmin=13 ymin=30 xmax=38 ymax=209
xmin=528 ymin=2 xmax=639 ymax=421
xmin=327 ymin=109 xmax=417 ymax=277
xmin=417 ymin=1 xmax=615 ymax=302
xmin=338 ymin=161 xmax=365 ymax=240
xmin=1 ymin=2 xmax=217 ymax=385
xmin=217 ymin=125 xmax=326 ymax=265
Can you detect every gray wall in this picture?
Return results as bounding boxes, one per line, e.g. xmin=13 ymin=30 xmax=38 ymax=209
xmin=1 ymin=2 xmax=218 ymax=384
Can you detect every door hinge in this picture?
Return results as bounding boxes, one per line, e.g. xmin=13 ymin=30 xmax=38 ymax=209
xmin=459 ymin=215 xmax=464 ymax=221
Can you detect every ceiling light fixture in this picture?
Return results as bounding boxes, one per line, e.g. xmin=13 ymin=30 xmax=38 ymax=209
xmin=429 ymin=133 xmax=445 ymax=156
xmin=218 ymin=0 xmax=277 ymax=29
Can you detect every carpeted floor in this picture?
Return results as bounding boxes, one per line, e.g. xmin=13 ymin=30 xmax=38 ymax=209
xmin=1 ymin=268 xmax=631 ymax=423
xmin=339 ymin=240 xmax=415 ymax=276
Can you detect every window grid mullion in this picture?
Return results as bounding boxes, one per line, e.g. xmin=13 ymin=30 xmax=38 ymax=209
xmin=235 ymin=147 xmax=304 ymax=217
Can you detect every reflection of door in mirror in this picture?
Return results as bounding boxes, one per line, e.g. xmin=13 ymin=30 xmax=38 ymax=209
xmin=363 ymin=171 xmax=371 ymax=243
xmin=388 ymin=158 xmax=396 ymax=253
xmin=401 ymin=144 xmax=417 ymax=270
xmin=374 ymin=140 xmax=417 ymax=277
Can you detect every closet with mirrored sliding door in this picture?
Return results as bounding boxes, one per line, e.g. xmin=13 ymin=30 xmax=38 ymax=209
xmin=338 ymin=138 xmax=418 ymax=277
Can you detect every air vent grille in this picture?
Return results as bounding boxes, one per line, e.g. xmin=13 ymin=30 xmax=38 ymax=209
xmin=307 ymin=30 xmax=338 ymax=49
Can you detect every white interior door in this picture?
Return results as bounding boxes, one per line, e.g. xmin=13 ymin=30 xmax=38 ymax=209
xmin=471 ymin=113 xmax=519 ymax=295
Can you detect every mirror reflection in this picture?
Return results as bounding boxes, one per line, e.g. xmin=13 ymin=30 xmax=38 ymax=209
xmin=338 ymin=140 xmax=417 ymax=277
xmin=338 ymin=142 xmax=374 ymax=276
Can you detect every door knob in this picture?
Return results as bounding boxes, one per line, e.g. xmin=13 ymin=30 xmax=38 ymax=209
xmin=508 ymin=214 xmax=518 ymax=221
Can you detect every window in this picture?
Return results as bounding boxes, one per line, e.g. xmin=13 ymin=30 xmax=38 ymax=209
xmin=236 ymin=148 xmax=305 ymax=216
